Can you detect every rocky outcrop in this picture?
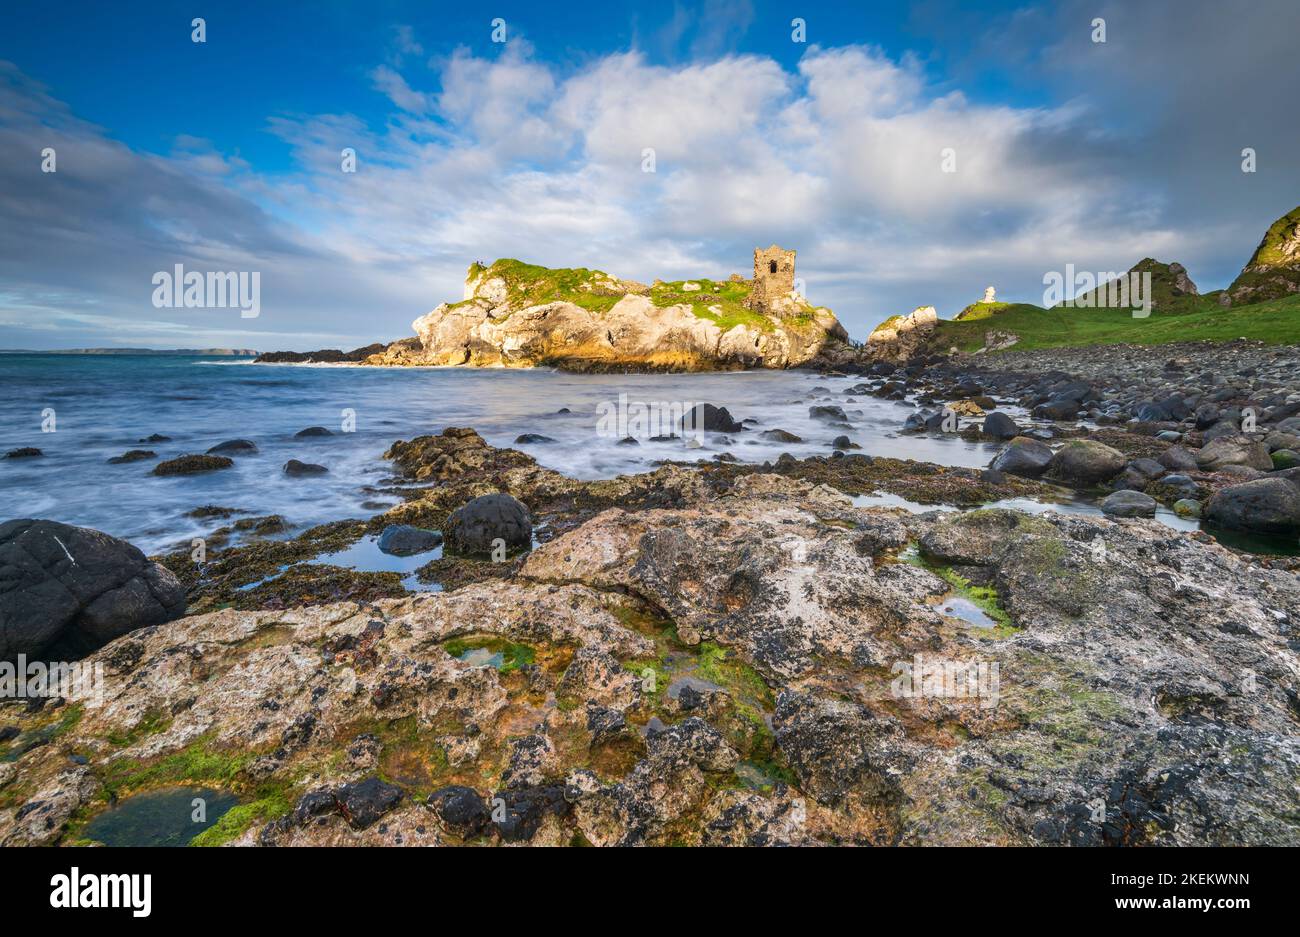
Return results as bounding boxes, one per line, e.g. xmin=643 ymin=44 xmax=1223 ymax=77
xmin=4 ymin=470 xmax=1298 ymax=847
xmin=255 ymin=343 xmax=390 ymax=364
xmin=359 ymin=259 xmax=848 ymax=373
xmin=864 ymin=306 xmax=938 ymax=362
xmin=0 ymin=519 xmax=186 ymax=661
xmin=1226 ymin=205 xmax=1300 ymax=306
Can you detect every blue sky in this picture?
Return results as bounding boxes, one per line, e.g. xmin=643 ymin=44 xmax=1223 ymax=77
xmin=1 ymin=0 xmax=1297 ymax=350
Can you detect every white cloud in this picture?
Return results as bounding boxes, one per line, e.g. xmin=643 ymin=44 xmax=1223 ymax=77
xmin=3 ymin=7 xmax=1296 ymax=352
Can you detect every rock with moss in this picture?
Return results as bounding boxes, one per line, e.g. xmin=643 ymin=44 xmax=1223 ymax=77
xmin=358 ymin=258 xmax=848 ymax=373
xmin=7 ymin=433 xmax=1300 ymax=848
xmin=1045 ymin=440 xmax=1126 ymax=487
xmin=1226 ymin=205 xmax=1300 ymax=306
xmin=152 ymin=454 xmax=233 ymax=476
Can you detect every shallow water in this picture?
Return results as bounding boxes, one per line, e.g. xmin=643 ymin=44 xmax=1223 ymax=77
xmin=312 ymin=534 xmax=442 ymax=591
xmin=1 ymin=354 xmax=1009 ymax=553
xmin=82 ymin=786 xmax=238 ymax=846
xmin=933 ymin=594 xmax=996 ymax=628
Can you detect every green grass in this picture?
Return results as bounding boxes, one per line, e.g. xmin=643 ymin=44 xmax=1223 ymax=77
xmin=471 ymin=259 xmax=627 ymax=315
xmin=648 ymin=277 xmax=777 ymax=332
xmin=468 ymin=260 xmax=818 ymax=333
xmin=931 ymin=292 xmax=1300 ymax=353
xmin=188 ymin=788 xmax=293 ymax=846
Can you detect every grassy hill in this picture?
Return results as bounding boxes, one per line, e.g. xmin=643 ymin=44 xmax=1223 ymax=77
xmin=932 ymin=291 xmax=1300 ymax=352
xmin=460 ymin=259 xmax=820 ymax=333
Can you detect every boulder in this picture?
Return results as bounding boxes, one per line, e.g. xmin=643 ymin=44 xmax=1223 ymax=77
xmin=336 ymin=777 xmax=404 ymax=830
xmin=1033 ymin=399 xmax=1081 ymax=421
xmin=283 ymin=459 xmax=328 ymax=476
xmin=1271 ymin=449 xmax=1300 ymax=470
xmin=4 ymin=448 xmax=42 ymax=459
xmin=514 ymin=434 xmax=556 ymax=445
xmin=0 ymin=519 xmax=186 ymax=661
xmin=377 ymin=525 xmax=443 ymax=557
xmin=152 ymin=454 xmax=233 ymax=476
xmin=295 ymin=427 xmax=334 ymax=438
xmin=1045 ymin=440 xmax=1126 ymax=486
xmin=681 ymin=404 xmax=743 ymax=434
xmin=1194 ymin=436 xmax=1273 ymax=472
xmin=760 ymin=429 xmax=802 ymax=443
xmin=206 ymin=439 xmax=258 ymax=455
xmin=981 ymin=412 xmax=1020 ymax=440
xmin=427 ymin=786 xmax=490 ymax=838
xmin=808 ymin=405 xmax=848 ymax=424
xmin=990 ymin=437 xmax=1053 ymax=478
xmin=445 ymin=493 xmax=532 ymax=556
xmin=1157 ymin=446 xmax=1198 ymax=472
xmin=1205 ymin=478 xmax=1300 ymax=534
xmin=106 ymin=450 xmax=156 ymax=464
xmin=1100 ymin=490 xmax=1157 ymax=518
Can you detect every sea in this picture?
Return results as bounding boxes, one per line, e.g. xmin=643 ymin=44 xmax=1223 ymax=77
xmin=0 ymin=353 xmax=1208 ymax=557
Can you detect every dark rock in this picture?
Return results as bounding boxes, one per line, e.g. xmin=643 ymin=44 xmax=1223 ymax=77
xmin=1157 ymin=446 xmax=1198 ymax=472
xmin=514 ymin=434 xmax=556 ymax=444
xmin=152 ymin=454 xmax=233 ymax=476
xmin=585 ymin=704 xmax=628 ymax=744
xmin=137 ymin=434 xmax=171 ymax=443
xmin=377 ymin=525 xmax=443 ymax=556
xmin=294 ymin=426 xmax=333 ymax=438
xmin=0 ymin=519 xmax=186 ymax=660
xmin=1205 ymin=478 xmax=1300 ymax=534
xmin=4 ymin=448 xmax=42 ymax=459
xmin=681 ymin=404 xmax=742 ymax=434
xmin=445 ymin=493 xmax=532 ymax=556
xmin=106 ymin=450 xmax=156 ymax=464
xmin=760 ymin=429 xmax=802 ymax=443
xmin=981 ymin=412 xmax=1020 ymax=440
xmin=829 ymin=435 xmax=858 ymax=450
xmin=808 ymin=405 xmax=848 ymax=423
xmin=1202 ymin=420 xmax=1241 ymax=443
xmin=427 ymin=785 xmax=490 ymax=838
xmin=206 ymin=439 xmax=258 ymax=455
xmin=990 ymin=437 xmax=1053 ymax=478
xmin=1194 ymin=404 xmax=1221 ymax=430
xmin=616 ymin=436 xmax=639 ymax=446
xmin=283 ymin=459 xmax=328 ymax=476
xmin=336 ymin=776 xmax=404 ymax=830
xmin=491 ymin=784 xmax=570 ymax=842
xmin=1033 ymin=399 xmax=1081 ymax=421
xmin=1101 ymin=490 xmax=1158 ymax=518
xmin=290 ymin=789 xmax=340 ymax=826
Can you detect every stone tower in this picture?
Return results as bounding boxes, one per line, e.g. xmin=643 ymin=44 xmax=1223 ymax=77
xmin=744 ymin=245 xmax=796 ymax=312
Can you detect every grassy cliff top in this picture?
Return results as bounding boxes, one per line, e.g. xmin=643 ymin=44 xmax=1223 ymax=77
xmin=463 ymin=259 xmax=823 ymax=333
xmin=931 ymin=291 xmax=1300 ymax=352
xmin=1240 ymin=205 xmax=1300 ymax=269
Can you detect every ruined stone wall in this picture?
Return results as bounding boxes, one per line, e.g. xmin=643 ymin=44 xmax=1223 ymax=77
xmin=745 ymin=245 xmax=796 ymax=311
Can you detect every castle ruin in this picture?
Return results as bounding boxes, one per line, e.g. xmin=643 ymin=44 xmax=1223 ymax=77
xmin=744 ymin=245 xmax=796 ymax=312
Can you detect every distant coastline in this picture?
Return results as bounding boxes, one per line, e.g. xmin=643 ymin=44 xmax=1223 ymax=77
xmin=0 ymin=347 xmax=259 ymax=356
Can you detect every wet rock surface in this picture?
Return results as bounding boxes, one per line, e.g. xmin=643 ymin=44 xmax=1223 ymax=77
xmin=2 ymin=423 xmax=1298 ymax=847
xmin=0 ymin=519 xmax=186 ymax=661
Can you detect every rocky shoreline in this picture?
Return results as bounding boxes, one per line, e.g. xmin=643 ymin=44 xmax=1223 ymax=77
xmin=3 ymin=362 xmax=1300 ymax=844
